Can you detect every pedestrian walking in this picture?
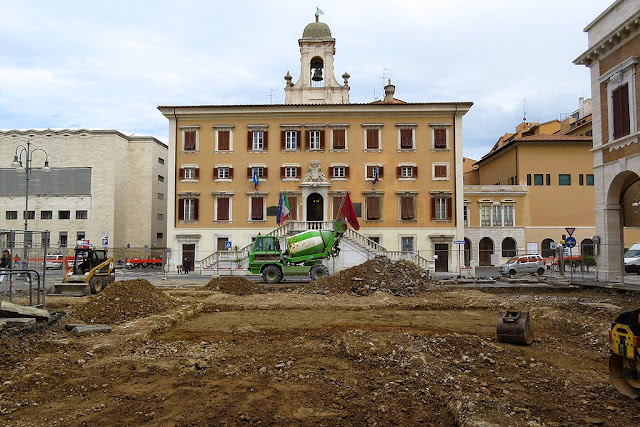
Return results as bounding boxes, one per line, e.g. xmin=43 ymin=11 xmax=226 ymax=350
xmin=0 ymin=249 xmax=11 ymax=284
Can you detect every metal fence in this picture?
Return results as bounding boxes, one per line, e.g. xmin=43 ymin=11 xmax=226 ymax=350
xmin=0 ymin=230 xmax=49 ymax=307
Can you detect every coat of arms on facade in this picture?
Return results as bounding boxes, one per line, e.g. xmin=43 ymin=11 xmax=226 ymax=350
xmin=301 ymin=160 xmax=329 ymax=187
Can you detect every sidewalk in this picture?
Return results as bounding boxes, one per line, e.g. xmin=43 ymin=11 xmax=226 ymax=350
xmin=116 ymin=267 xmax=640 ymax=291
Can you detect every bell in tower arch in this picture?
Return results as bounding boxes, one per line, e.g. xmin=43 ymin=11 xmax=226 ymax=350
xmin=310 ymin=57 xmax=324 ymax=83
xmin=311 ymin=68 xmax=323 ymax=81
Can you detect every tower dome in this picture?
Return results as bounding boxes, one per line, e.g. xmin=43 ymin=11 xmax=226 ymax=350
xmin=302 ymin=21 xmax=332 ymax=39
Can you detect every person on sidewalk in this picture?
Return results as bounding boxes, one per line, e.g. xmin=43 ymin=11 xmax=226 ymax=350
xmin=0 ymin=249 xmax=11 ymax=284
xmin=183 ymin=257 xmax=191 ymax=275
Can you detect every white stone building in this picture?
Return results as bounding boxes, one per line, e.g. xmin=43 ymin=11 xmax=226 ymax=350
xmin=0 ymin=129 xmax=168 ymax=250
xmin=574 ymin=0 xmax=640 ymax=280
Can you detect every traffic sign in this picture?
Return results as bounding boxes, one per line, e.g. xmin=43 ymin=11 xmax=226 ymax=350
xmin=550 ymin=242 xmax=557 ymax=250
xmin=565 ymin=236 xmax=576 ymax=248
xmin=565 ymin=227 xmax=576 ymax=237
xmin=225 ymin=241 xmax=232 ymax=250
xmin=453 ymin=240 xmax=465 ymax=245
xmin=102 ymin=237 xmax=108 ymax=246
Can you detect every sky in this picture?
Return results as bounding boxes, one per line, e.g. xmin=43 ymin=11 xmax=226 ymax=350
xmin=0 ymin=0 xmax=612 ymax=160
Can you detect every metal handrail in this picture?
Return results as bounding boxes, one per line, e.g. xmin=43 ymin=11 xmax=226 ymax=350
xmin=198 ymin=221 xmax=431 ymax=274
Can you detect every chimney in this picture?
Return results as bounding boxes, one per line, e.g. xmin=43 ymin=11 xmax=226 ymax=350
xmin=384 ymin=79 xmax=395 ymax=103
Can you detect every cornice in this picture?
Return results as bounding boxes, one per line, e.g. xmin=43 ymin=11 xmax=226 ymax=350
xmin=574 ymin=10 xmax=640 ymax=66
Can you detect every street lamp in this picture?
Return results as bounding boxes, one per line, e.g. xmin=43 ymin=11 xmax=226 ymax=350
xmin=12 ymin=141 xmax=50 ymax=231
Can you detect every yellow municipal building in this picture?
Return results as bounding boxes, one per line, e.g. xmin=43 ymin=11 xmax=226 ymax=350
xmin=159 ymin=14 xmax=472 ymax=273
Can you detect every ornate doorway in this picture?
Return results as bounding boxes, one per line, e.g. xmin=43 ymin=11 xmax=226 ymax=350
xmin=307 ymin=193 xmax=324 ymax=225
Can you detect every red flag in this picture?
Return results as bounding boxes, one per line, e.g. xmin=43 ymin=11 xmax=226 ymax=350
xmin=340 ymin=193 xmax=360 ymax=230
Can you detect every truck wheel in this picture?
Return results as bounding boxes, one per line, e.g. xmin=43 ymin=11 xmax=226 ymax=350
xmin=310 ymin=265 xmax=330 ymax=281
xmin=89 ymin=276 xmax=103 ymax=294
xmin=262 ymin=265 xmax=283 ymax=284
xmin=537 ymin=267 xmax=545 ymax=275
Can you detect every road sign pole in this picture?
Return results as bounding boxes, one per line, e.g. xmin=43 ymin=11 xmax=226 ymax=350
xmin=569 ymin=246 xmax=574 ymax=284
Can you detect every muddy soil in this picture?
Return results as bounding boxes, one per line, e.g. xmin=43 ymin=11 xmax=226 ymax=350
xmin=1 ymin=282 xmax=640 ymax=426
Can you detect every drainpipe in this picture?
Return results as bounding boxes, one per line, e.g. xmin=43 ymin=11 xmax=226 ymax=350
xmin=173 ymin=108 xmax=179 ymax=271
xmin=453 ymin=104 xmax=458 ymax=271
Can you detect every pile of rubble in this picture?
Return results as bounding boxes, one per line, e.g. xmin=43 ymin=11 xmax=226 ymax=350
xmin=299 ymin=256 xmax=435 ymax=296
xmin=204 ymin=277 xmax=264 ymax=296
xmin=71 ymin=279 xmax=177 ymax=324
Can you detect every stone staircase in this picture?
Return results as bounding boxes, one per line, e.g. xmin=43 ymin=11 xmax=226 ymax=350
xmin=198 ymin=221 xmax=433 ymax=276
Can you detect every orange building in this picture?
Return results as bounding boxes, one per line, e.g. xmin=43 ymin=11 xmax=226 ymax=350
xmin=159 ymin=15 xmax=472 ymax=273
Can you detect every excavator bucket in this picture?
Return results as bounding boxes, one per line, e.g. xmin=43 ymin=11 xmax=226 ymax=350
xmin=47 ymin=282 xmax=91 ymax=297
xmin=496 ymin=310 xmax=535 ymax=345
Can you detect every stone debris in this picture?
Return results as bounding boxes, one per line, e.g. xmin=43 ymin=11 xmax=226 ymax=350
xmin=2 ymin=318 xmax=36 ymax=326
xmin=298 ymin=256 xmax=435 ymax=296
xmin=0 ymin=301 xmax=50 ymax=322
xmin=67 ymin=324 xmax=112 ymax=337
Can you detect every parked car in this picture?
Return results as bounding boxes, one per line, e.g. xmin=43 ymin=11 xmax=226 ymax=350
xmin=499 ymin=254 xmax=545 ymax=276
xmin=624 ymin=243 xmax=640 ymax=274
xmin=46 ymin=254 xmax=65 ymax=269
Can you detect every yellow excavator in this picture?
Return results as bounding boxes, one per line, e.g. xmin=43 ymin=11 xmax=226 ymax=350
xmin=609 ymin=309 xmax=640 ymax=400
xmin=48 ymin=241 xmax=115 ymax=296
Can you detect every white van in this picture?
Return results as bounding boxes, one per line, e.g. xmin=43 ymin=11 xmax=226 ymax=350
xmin=624 ymin=243 xmax=640 ymax=273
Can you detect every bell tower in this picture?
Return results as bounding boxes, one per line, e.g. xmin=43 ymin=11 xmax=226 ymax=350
xmin=284 ymin=12 xmax=350 ymax=104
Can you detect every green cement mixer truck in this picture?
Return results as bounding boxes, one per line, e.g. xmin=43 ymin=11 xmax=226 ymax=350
xmin=248 ymin=218 xmax=346 ymax=284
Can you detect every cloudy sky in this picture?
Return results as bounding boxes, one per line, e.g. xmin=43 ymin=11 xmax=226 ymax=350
xmin=0 ymin=0 xmax=611 ymax=160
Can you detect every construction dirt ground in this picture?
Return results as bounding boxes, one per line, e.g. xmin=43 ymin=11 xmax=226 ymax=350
xmin=2 ymin=257 xmax=640 ymax=426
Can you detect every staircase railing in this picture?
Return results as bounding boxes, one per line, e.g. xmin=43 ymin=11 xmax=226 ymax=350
xmin=198 ymin=220 xmax=433 ymax=274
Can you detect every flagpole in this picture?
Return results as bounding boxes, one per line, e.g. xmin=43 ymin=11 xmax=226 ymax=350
xmin=335 ymin=192 xmax=347 ymax=220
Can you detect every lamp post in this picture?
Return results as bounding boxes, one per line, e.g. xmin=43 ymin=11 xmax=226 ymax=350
xmin=12 ymin=141 xmax=50 ymax=275
xmin=12 ymin=141 xmax=50 ymax=231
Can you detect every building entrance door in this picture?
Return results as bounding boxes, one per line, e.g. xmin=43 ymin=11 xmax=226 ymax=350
xmin=435 ymin=244 xmax=448 ymax=272
xmin=306 ymin=193 xmax=323 ymax=227
xmin=479 ymin=238 xmax=493 ymax=266
xmin=182 ymin=244 xmax=195 ymax=269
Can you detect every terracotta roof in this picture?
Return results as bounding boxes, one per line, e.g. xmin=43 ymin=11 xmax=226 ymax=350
xmin=476 ymin=133 xmax=592 ymax=165
xmin=513 ymin=135 xmax=592 ymax=142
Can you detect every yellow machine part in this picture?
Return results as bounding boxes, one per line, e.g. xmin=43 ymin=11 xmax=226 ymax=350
xmin=62 ymin=258 xmax=115 ymax=283
xmin=609 ymin=320 xmax=640 ymax=400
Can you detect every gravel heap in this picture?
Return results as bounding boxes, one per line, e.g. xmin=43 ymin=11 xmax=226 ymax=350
xmin=71 ymin=279 xmax=177 ymax=324
xmin=204 ymin=277 xmax=264 ymax=296
xmin=298 ymin=256 xmax=435 ymax=296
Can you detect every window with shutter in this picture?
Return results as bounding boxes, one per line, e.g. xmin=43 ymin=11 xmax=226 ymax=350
xmin=366 ymin=129 xmax=379 ymax=150
xmin=218 ymin=130 xmax=230 ymax=151
xmin=178 ymin=198 xmax=185 ymax=221
xmin=333 ymin=129 xmax=346 ymax=149
xmin=400 ymin=196 xmax=415 ymax=220
xmin=284 ymin=130 xmax=297 ymax=150
xmin=288 ymin=196 xmax=297 ymax=220
xmin=434 ymin=128 xmax=447 ymax=149
xmin=333 ymin=196 xmax=342 ymax=219
xmin=217 ymin=197 xmax=230 ymax=221
xmin=251 ymin=197 xmax=264 ymax=221
xmin=400 ymin=129 xmax=413 ymax=149
xmin=308 ymin=130 xmax=321 ymax=150
xmin=366 ymin=197 xmax=381 ymax=220
xmin=612 ymin=83 xmax=630 ymax=139
xmin=184 ymin=130 xmax=197 ymax=151
xmin=434 ymin=165 xmax=447 ymax=178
